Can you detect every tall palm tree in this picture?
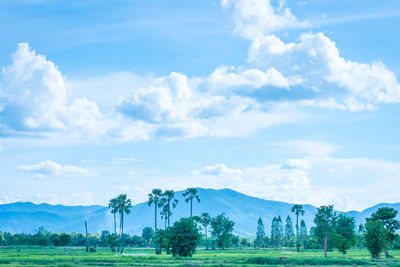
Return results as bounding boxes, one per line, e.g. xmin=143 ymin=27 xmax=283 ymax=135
xmin=108 ymin=198 xmax=119 ymax=234
xmin=291 ymin=204 xmax=305 ymax=252
xmin=183 ymin=188 xmax=200 ymax=217
xmin=161 ymin=190 xmax=178 ymax=228
xmin=147 ymin=189 xmax=163 ymax=232
xmin=201 ymin=212 xmax=211 ymax=250
xmin=116 ymin=194 xmax=132 ymax=254
xmin=160 ymin=204 xmax=170 ymax=229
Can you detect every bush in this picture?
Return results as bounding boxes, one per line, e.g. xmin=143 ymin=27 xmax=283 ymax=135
xmin=169 ymin=218 xmax=201 ymax=257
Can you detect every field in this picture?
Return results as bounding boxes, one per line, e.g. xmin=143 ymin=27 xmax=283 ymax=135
xmin=0 ymin=247 xmax=400 ymax=266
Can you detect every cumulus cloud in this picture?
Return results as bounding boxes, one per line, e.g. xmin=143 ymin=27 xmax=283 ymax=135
xmin=221 ymin=0 xmax=308 ymax=39
xmin=190 ymin=156 xmax=400 ymax=211
xmin=17 ymin=160 xmax=92 ymax=177
xmin=207 ymin=65 xmax=302 ymax=90
xmin=0 ymin=43 xmax=105 ymax=136
xmin=248 ymin=33 xmax=400 ymax=110
xmin=191 ymin=163 xmax=243 ymax=176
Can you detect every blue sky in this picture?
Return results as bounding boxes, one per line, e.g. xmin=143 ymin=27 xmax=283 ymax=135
xmin=1 ymin=0 xmax=400 ymax=211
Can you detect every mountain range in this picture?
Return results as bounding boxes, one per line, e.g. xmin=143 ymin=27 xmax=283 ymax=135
xmin=0 ymin=188 xmax=399 ymax=236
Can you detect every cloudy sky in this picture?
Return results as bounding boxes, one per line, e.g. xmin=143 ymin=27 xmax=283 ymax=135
xmin=0 ymin=0 xmax=400 ymax=211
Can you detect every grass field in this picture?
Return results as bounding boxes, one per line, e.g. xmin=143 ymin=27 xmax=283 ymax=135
xmin=0 ymin=247 xmax=400 ymax=266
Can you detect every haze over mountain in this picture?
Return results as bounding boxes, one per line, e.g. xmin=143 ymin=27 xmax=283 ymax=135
xmin=0 ymin=188 xmax=399 ymax=236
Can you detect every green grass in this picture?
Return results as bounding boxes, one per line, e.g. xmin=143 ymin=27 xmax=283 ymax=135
xmin=0 ymin=247 xmax=399 ymax=266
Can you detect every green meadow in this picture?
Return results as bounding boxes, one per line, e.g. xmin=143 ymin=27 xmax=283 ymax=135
xmin=0 ymin=247 xmax=400 ymax=266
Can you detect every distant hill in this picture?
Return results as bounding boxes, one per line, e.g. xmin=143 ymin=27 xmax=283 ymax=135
xmin=0 ymin=188 xmax=399 ymax=236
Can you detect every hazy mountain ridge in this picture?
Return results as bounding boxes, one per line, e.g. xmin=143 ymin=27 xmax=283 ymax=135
xmin=0 ymin=188 xmax=399 ymax=236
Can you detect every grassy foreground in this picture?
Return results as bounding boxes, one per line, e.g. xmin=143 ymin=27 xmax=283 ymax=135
xmin=0 ymin=247 xmax=400 ymax=266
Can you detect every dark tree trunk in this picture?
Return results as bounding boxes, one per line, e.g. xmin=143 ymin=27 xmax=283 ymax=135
xmin=190 ymin=198 xmax=193 ymax=218
xmin=167 ymin=200 xmax=170 ymax=228
xmin=114 ymin=213 xmax=116 ymax=234
xmin=296 ymin=214 xmax=299 ymax=252
xmin=385 ymin=248 xmax=390 ymax=258
xmin=85 ymin=221 xmax=88 ymax=253
xmin=324 ymin=233 xmax=328 ymax=258
xmin=120 ymin=212 xmax=124 ymax=254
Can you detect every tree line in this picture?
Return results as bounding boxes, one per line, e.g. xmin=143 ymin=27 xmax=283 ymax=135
xmin=254 ymin=204 xmax=400 ymax=259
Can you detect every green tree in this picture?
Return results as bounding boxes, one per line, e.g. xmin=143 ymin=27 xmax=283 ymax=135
xmin=142 ymin=227 xmax=154 ymax=246
xmin=370 ymin=207 xmax=400 ymax=257
xmin=255 ymin=217 xmax=266 ymax=248
xmin=183 ymin=188 xmax=201 ymax=218
xmin=299 ymin=219 xmax=308 ymax=249
xmin=116 ymin=194 xmax=132 ymax=254
xmin=161 ymin=190 xmax=179 ymax=228
xmin=169 ymin=218 xmax=201 ymax=257
xmin=285 ymin=216 xmax=295 ymax=247
xmin=200 ymin=212 xmax=211 ymax=250
xmin=59 ymin=233 xmax=71 ymax=246
xmin=271 ymin=216 xmax=284 ymax=247
xmin=147 ymin=189 xmax=163 ymax=233
xmin=106 ymin=233 xmax=118 ymax=252
xmin=365 ymin=218 xmax=390 ymax=258
xmin=332 ymin=214 xmax=356 ymax=254
xmin=108 ymin=198 xmax=119 ymax=234
xmin=313 ymin=205 xmax=336 ymax=258
xmin=210 ymin=213 xmax=235 ymax=249
xmin=291 ymin=204 xmax=305 ymax=252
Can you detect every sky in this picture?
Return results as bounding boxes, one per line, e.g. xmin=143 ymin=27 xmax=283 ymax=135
xmin=1 ymin=0 xmax=400 ymax=211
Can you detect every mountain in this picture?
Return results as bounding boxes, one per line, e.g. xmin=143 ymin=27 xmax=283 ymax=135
xmin=0 ymin=188 xmax=399 ymax=236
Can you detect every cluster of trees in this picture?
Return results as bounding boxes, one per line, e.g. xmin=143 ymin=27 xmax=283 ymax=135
xmin=0 ymin=227 xmax=154 ymax=249
xmin=253 ymin=204 xmax=400 ymax=259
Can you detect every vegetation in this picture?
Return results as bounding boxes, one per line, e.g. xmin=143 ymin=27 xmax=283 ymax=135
xmin=0 ymin=188 xmax=399 ymax=265
xmin=292 ymin=204 xmax=305 ymax=252
xmin=182 ymin=187 xmax=201 ymax=218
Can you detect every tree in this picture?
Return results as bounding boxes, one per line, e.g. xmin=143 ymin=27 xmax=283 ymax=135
xmin=108 ymin=198 xmax=119 ymax=234
xmin=255 ymin=217 xmax=266 ymax=248
xmin=365 ymin=218 xmax=390 ymax=258
xmin=160 ymin=205 xmax=171 ymax=229
xmin=183 ymin=188 xmax=201 ymax=218
xmin=161 ymin=190 xmax=179 ymax=228
xmin=332 ymin=214 xmax=356 ymax=254
xmin=271 ymin=216 xmax=283 ymax=247
xmin=313 ymin=205 xmax=336 ymax=258
xmin=142 ymin=227 xmax=154 ymax=246
xmin=291 ymin=204 xmax=305 ymax=252
xmin=106 ymin=233 xmax=118 ymax=252
xmin=59 ymin=233 xmax=71 ymax=246
xmin=370 ymin=207 xmax=400 ymax=257
xmin=299 ymin=220 xmax=308 ymax=249
xmin=169 ymin=218 xmax=201 ymax=257
xmin=200 ymin=212 xmax=211 ymax=250
xmin=147 ymin=189 xmax=163 ymax=233
xmin=285 ymin=216 xmax=295 ymax=247
xmin=210 ymin=213 xmax=235 ymax=249
xmin=116 ymin=194 xmax=132 ymax=254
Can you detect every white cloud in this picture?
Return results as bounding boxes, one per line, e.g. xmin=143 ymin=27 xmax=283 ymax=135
xmin=191 ymin=163 xmax=243 ymax=176
xmin=221 ymin=0 xmax=308 ymax=39
xmin=190 ymin=156 xmax=400 ymax=211
xmin=207 ymin=65 xmax=302 ymax=90
xmin=269 ymin=140 xmax=339 ymax=157
xmin=248 ymin=33 xmax=400 ymax=110
xmin=17 ymin=160 xmax=92 ymax=177
xmin=0 ymin=43 xmax=105 ymax=136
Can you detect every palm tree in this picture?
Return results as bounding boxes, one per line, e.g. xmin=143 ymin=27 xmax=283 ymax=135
xmin=161 ymin=190 xmax=178 ymax=228
xmin=108 ymin=198 xmax=119 ymax=234
xmin=183 ymin=188 xmax=200 ymax=217
xmin=201 ymin=212 xmax=211 ymax=250
xmin=160 ymin=204 xmax=170 ymax=229
xmin=291 ymin=204 xmax=305 ymax=252
xmin=116 ymin=194 xmax=132 ymax=254
xmin=147 ymin=189 xmax=163 ymax=232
